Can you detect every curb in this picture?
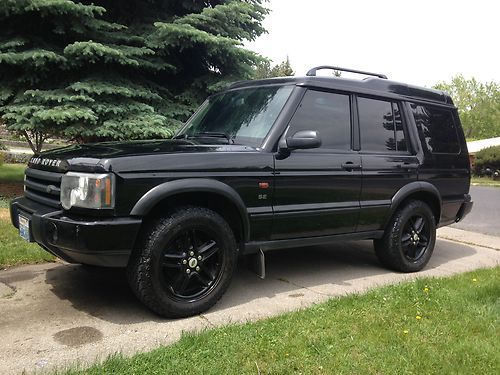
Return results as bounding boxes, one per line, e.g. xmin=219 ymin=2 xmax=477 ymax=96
xmin=438 ymin=227 xmax=500 ymax=251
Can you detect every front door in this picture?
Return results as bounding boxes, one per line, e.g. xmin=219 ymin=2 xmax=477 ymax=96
xmin=272 ymin=89 xmax=361 ymax=240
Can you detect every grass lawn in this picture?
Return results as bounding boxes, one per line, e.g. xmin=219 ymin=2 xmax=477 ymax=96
xmin=471 ymin=176 xmax=500 ymax=187
xmin=0 ymin=165 xmax=54 ymax=267
xmin=0 ymin=163 xmax=26 ymax=182
xmin=0 ymin=207 xmax=54 ymax=268
xmin=67 ymin=267 xmax=500 ymax=375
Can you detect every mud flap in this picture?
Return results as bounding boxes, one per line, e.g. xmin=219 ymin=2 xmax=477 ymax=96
xmin=248 ymin=248 xmax=265 ymax=279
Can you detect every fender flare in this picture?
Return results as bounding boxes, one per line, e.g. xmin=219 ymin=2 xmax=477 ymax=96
xmin=130 ymin=178 xmax=250 ymax=241
xmin=386 ymin=181 xmax=442 ymax=224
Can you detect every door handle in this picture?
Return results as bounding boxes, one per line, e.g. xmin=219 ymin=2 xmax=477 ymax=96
xmin=341 ymin=162 xmax=361 ymax=171
xmin=396 ymin=162 xmax=418 ymax=171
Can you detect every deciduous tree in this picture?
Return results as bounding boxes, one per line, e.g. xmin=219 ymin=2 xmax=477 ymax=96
xmin=434 ymin=75 xmax=500 ymax=140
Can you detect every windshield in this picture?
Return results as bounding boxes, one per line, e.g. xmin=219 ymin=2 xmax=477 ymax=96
xmin=177 ymin=85 xmax=294 ymax=146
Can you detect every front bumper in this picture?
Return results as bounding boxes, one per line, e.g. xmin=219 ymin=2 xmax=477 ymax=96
xmin=10 ymin=197 xmax=142 ymax=267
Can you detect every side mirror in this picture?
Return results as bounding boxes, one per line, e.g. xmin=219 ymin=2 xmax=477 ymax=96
xmin=285 ymin=130 xmax=322 ymax=150
xmin=276 ymin=130 xmax=321 ymax=159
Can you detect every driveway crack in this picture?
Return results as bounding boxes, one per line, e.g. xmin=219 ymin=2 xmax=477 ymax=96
xmin=276 ymin=277 xmax=331 ymax=296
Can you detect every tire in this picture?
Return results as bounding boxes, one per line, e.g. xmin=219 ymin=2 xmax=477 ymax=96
xmin=127 ymin=206 xmax=238 ymax=318
xmin=374 ymin=200 xmax=436 ymax=272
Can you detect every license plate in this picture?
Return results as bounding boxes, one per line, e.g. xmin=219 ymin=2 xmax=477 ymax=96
xmin=18 ymin=215 xmax=31 ymax=241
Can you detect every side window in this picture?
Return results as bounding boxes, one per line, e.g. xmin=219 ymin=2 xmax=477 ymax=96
xmin=358 ymin=97 xmax=408 ymax=153
xmin=409 ymin=104 xmax=460 ymax=154
xmin=287 ymin=90 xmax=351 ymax=150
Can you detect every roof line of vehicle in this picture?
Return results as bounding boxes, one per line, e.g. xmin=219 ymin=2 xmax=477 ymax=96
xmin=227 ymin=76 xmax=453 ymax=106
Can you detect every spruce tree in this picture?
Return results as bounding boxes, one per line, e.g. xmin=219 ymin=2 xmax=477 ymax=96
xmin=254 ymin=56 xmax=295 ymax=79
xmin=0 ymin=0 xmax=268 ymax=153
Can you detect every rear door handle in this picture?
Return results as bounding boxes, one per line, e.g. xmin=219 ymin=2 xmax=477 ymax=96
xmin=341 ymin=162 xmax=361 ymax=171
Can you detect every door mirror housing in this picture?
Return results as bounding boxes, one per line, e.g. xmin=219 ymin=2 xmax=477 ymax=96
xmin=276 ymin=130 xmax=321 ymax=159
xmin=284 ymin=130 xmax=322 ymax=151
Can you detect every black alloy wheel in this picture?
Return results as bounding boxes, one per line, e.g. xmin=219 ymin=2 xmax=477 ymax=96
xmin=400 ymin=214 xmax=430 ymax=262
xmin=160 ymin=228 xmax=223 ymax=301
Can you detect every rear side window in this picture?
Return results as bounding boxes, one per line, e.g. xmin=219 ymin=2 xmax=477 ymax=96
xmin=358 ymin=97 xmax=408 ymax=153
xmin=287 ymin=90 xmax=351 ymax=150
xmin=409 ymin=104 xmax=460 ymax=154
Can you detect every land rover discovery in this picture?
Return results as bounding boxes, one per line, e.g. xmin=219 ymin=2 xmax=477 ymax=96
xmin=10 ymin=66 xmax=473 ymax=317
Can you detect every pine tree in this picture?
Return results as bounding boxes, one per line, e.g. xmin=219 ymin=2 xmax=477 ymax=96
xmin=254 ymin=56 xmax=295 ymax=79
xmin=0 ymin=0 xmax=268 ymax=153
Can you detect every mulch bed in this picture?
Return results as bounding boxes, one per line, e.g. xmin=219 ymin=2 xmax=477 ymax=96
xmin=0 ymin=181 xmax=24 ymax=198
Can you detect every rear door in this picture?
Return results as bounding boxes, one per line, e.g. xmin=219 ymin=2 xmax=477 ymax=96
xmin=272 ymin=89 xmax=362 ymax=240
xmin=357 ymin=96 xmax=419 ymax=232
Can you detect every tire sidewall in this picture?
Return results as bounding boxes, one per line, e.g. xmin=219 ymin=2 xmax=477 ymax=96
xmin=145 ymin=208 xmax=237 ymax=317
xmin=395 ymin=202 xmax=436 ymax=271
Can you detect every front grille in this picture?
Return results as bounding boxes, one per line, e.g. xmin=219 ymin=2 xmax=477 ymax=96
xmin=24 ymin=168 xmax=62 ymax=208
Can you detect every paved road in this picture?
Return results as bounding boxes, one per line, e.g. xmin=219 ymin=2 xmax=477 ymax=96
xmin=453 ymin=185 xmax=500 ymax=236
xmin=1 ymin=235 xmax=499 ymax=374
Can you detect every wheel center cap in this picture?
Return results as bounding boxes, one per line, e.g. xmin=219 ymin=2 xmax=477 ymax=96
xmin=413 ymin=234 xmax=419 ymax=241
xmin=188 ymin=258 xmax=198 ymax=268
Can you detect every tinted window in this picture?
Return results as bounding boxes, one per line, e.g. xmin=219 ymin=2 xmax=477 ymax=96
xmin=410 ymin=104 xmax=459 ymax=153
xmin=287 ymin=90 xmax=351 ymax=150
xmin=179 ymin=85 xmax=294 ymax=146
xmin=358 ymin=97 xmax=408 ymax=153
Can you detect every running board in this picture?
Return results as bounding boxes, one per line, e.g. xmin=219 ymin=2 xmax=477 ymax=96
xmin=247 ymin=248 xmax=265 ymax=279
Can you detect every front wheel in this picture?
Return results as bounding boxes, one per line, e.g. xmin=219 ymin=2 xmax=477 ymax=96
xmin=127 ymin=206 xmax=238 ymax=318
xmin=374 ymin=200 xmax=436 ymax=272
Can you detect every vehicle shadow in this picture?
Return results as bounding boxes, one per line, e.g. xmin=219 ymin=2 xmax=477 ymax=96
xmin=44 ymin=239 xmax=477 ymax=324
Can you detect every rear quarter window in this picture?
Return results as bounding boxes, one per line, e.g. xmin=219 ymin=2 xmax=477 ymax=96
xmin=409 ymin=104 xmax=460 ymax=154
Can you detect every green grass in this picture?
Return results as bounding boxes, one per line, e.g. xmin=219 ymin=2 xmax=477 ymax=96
xmin=0 ymin=208 xmax=55 ymax=267
xmin=471 ymin=176 xmax=500 ymax=187
xmin=0 ymin=163 xmax=25 ymax=182
xmin=0 ymin=196 xmax=9 ymax=209
xmin=0 ymin=164 xmax=55 ymax=267
xmin=66 ymin=267 xmax=500 ymax=375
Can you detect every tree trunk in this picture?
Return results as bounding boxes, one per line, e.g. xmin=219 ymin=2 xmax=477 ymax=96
xmin=22 ymin=130 xmax=44 ymax=155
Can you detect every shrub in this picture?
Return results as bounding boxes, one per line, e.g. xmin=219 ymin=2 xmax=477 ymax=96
xmin=474 ymin=145 xmax=500 ymax=176
xmin=0 ymin=152 xmax=4 ymax=166
xmin=0 ymin=151 xmax=32 ymax=165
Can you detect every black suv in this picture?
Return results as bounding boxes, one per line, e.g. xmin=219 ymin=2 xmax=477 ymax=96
xmin=10 ymin=66 xmax=473 ymax=318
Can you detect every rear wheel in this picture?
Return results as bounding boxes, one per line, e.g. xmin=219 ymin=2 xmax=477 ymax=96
xmin=374 ymin=200 xmax=436 ymax=272
xmin=127 ymin=206 xmax=237 ymax=318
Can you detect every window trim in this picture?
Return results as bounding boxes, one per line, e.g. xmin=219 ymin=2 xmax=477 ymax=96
xmin=392 ymin=102 xmax=410 ymax=153
xmin=355 ymin=95 xmax=413 ymax=156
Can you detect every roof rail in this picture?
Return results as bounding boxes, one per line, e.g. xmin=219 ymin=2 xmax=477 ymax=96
xmin=306 ymin=65 xmax=387 ymax=79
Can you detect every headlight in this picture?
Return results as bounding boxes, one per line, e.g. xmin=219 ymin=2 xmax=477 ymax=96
xmin=60 ymin=172 xmax=115 ymax=210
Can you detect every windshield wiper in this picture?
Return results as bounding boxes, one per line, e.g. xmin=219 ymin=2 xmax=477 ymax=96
xmin=192 ymin=131 xmax=234 ymax=144
xmin=172 ymin=133 xmax=187 ymax=140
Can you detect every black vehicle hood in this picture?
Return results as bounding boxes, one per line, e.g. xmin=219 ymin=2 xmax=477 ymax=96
xmin=28 ymin=139 xmax=259 ymax=173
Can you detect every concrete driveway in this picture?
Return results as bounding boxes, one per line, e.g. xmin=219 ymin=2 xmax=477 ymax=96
xmin=1 ymin=233 xmax=499 ymax=374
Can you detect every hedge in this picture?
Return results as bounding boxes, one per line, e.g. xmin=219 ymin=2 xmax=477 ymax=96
xmin=474 ymin=145 xmax=500 ymax=175
xmin=0 ymin=151 xmax=32 ymax=165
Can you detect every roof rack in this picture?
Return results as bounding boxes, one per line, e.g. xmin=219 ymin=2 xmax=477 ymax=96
xmin=306 ymin=65 xmax=387 ymax=79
